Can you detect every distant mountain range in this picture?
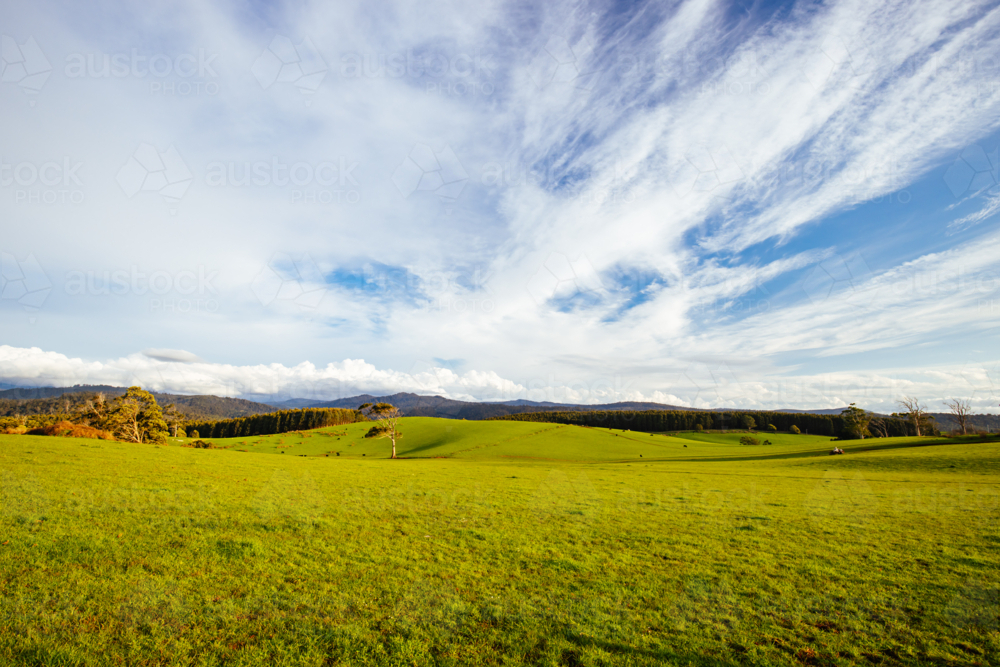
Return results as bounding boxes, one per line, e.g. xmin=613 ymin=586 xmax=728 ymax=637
xmin=266 ymin=392 xmax=707 ymax=420
xmin=267 ymin=392 xmax=864 ymax=420
xmin=1 ymin=385 xmax=996 ymax=431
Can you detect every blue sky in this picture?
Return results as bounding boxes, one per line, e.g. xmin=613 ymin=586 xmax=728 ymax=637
xmin=0 ymin=0 xmax=999 ymax=411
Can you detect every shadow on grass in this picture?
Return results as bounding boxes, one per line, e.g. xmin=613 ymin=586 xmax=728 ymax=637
xmin=395 ymin=431 xmax=463 ymax=457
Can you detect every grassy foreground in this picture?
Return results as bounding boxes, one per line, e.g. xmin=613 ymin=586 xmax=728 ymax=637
xmin=1 ymin=420 xmax=998 ymax=666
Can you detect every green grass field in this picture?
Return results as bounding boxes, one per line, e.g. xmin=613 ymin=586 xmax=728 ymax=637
xmin=1 ymin=419 xmax=998 ymax=665
xmin=177 ymin=418 xmax=935 ymax=462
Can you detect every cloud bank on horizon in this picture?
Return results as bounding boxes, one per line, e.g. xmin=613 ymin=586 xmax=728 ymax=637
xmin=1 ymin=0 xmax=999 ymax=411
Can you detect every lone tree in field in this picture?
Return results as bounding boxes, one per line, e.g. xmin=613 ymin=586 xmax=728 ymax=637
xmin=840 ymin=403 xmax=872 ymax=439
xmin=944 ymin=399 xmax=972 ymax=435
xmin=897 ymin=396 xmax=928 ymax=436
xmin=106 ymin=386 xmax=169 ymax=444
xmin=359 ymin=402 xmax=402 ymax=458
xmin=742 ymin=415 xmax=756 ymax=431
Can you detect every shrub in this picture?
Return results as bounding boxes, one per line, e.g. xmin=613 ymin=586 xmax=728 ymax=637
xmin=739 ymin=435 xmax=761 ymax=446
xmin=766 ymin=424 xmax=777 ymax=432
xmin=25 ymin=420 xmax=114 ymax=440
xmin=189 ymin=430 xmax=200 ymax=439
xmin=790 ymin=425 xmax=801 ymax=434
xmin=190 ymin=439 xmax=213 ymax=449
xmin=695 ymin=424 xmax=703 ymax=432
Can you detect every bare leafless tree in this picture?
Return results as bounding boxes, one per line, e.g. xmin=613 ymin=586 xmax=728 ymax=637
xmin=897 ymin=396 xmax=927 ymax=436
xmin=77 ymin=392 xmax=108 ymax=427
xmin=944 ymin=398 xmax=972 ymax=435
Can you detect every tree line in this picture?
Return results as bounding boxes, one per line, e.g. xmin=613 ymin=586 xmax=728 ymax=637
xmin=0 ymin=393 xmax=97 ymax=418
xmin=0 ymin=389 xmax=276 ymax=421
xmin=183 ymin=407 xmax=361 ymax=439
xmin=2 ymin=387 xmax=362 ymax=444
xmin=490 ymin=408 xmax=933 ymax=438
xmin=0 ymin=387 xmax=173 ymax=443
xmin=4 ymin=386 xmax=972 ymax=444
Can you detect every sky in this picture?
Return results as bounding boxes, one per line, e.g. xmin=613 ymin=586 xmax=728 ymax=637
xmin=1 ymin=0 xmax=999 ymax=412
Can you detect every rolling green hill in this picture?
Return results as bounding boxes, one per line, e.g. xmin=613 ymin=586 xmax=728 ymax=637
xmin=180 ymin=417 xmax=969 ymax=463
xmin=1 ymin=420 xmax=997 ymax=666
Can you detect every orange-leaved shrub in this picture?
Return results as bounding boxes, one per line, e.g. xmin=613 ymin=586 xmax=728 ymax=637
xmin=25 ymin=420 xmax=115 ymax=440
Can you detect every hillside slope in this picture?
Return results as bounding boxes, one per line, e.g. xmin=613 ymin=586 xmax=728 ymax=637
xmin=180 ymin=416 xmax=982 ymax=463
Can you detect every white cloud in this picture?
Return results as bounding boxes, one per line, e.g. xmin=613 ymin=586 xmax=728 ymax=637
xmin=0 ymin=344 xmax=996 ymax=414
xmin=2 ymin=0 xmax=1000 ymax=412
xmin=948 ymin=192 xmax=1000 ymax=233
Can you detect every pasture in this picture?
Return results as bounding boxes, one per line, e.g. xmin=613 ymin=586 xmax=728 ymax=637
xmin=0 ymin=419 xmax=997 ymax=665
